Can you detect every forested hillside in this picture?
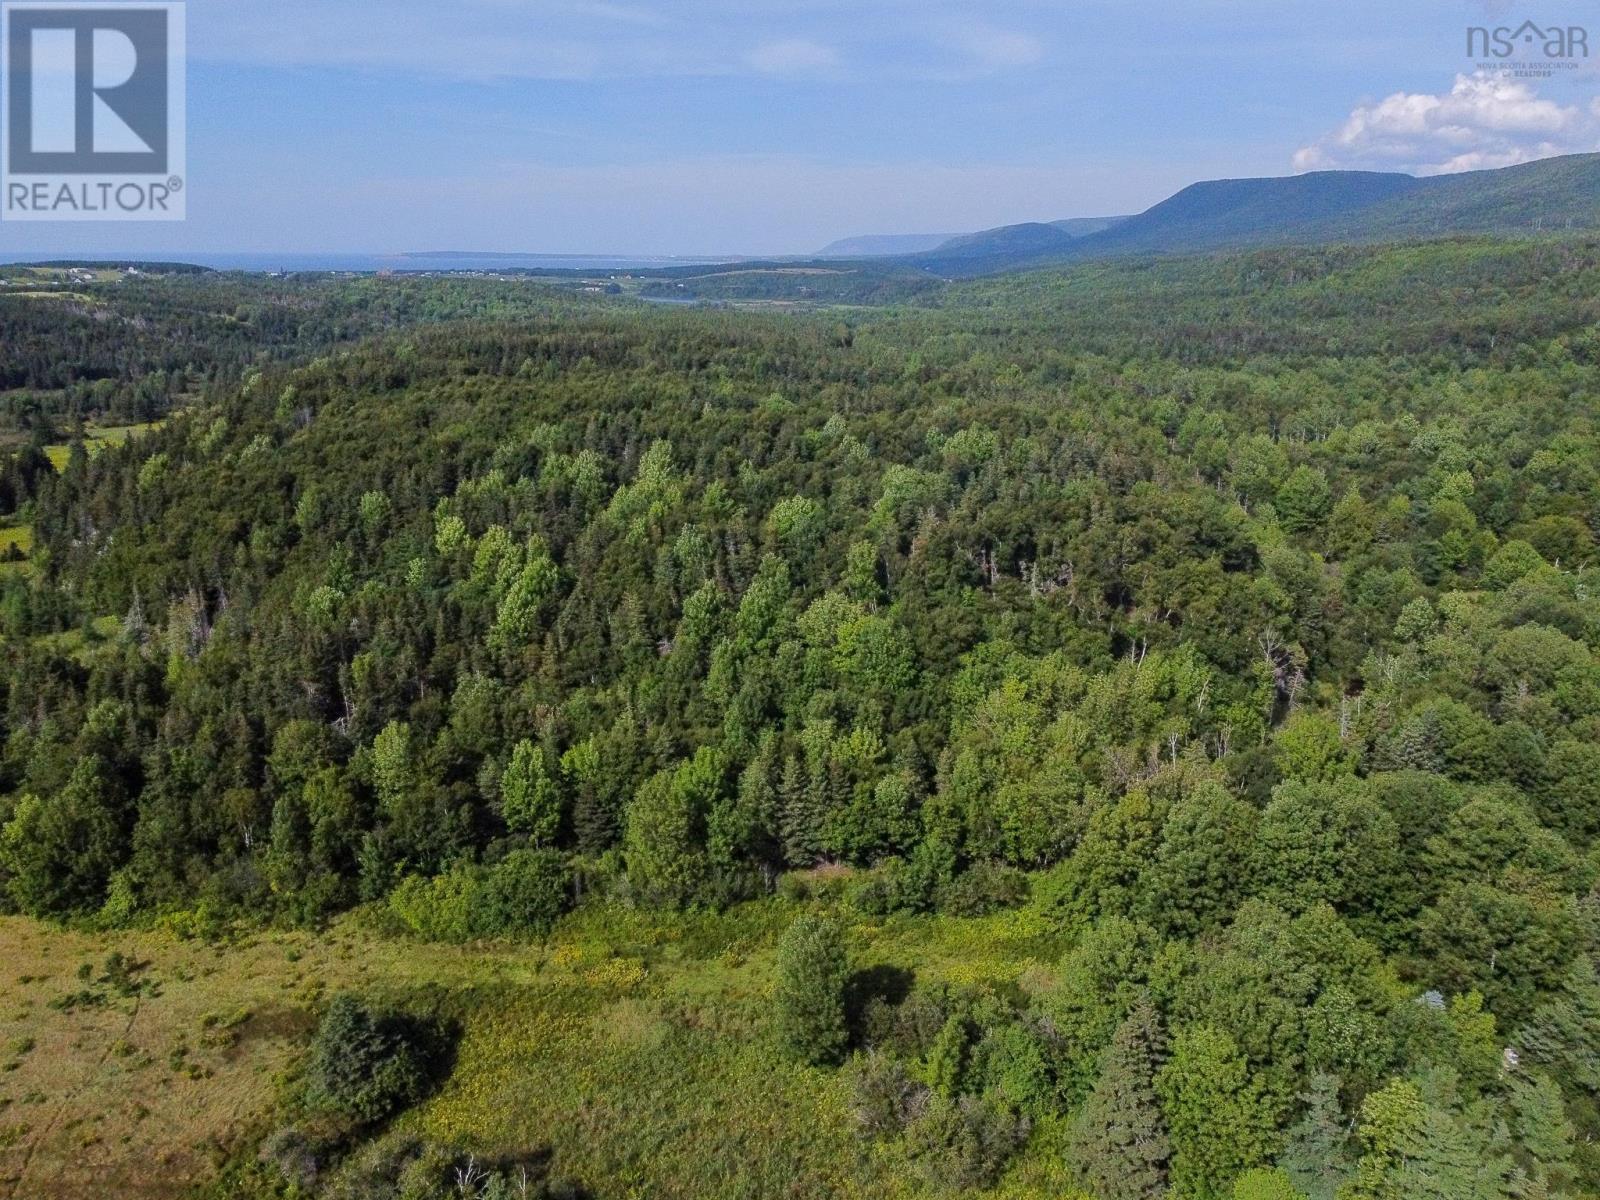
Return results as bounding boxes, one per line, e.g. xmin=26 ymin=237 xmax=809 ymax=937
xmin=0 ymin=268 xmax=576 ymax=439
xmin=898 ymin=154 xmax=1600 ymax=276
xmin=3 ymin=238 xmax=1600 ymax=1198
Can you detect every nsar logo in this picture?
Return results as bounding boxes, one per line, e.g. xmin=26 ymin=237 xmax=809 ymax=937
xmin=1467 ymin=19 xmax=1588 ymax=62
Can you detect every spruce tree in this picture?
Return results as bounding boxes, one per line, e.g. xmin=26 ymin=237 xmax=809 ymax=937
xmin=565 ymin=737 xmax=619 ymax=856
xmin=775 ymin=913 xmax=849 ymax=1066
xmin=1069 ymin=996 xmax=1171 ymax=1200
xmin=1513 ymin=956 xmax=1600 ymax=1093
xmin=1346 ymin=1078 xmax=1517 ymax=1200
xmin=779 ymin=754 xmax=823 ymax=867
xmin=715 ymin=733 xmax=781 ymax=876
xmin=1280 ymin=1073 xmax=1354 ymax=1200
xmin=306 ymin=993 xmax=426 ymax=1123
xmin=1507 ymin=1072 xmax=1576 ymax=1195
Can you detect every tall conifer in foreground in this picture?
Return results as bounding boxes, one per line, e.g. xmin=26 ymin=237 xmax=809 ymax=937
xmin=1070 ymin=995 xmax=1171 ymax=1200
xmin=776 ymin=913 xmax=850 ymax=1065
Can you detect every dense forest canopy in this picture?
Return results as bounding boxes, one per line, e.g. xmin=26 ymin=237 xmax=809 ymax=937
xmin=3 ymin=237 xmax=1600 ymax=1198
xmin=0 ymin=268 xmax=584 ymax=436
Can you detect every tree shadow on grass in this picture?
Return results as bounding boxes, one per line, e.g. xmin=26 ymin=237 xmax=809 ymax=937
xmin=847 ymin=963 xmax=915 ymax=1050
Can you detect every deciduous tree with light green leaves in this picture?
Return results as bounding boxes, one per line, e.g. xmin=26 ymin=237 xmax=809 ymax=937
xmin=500 ymin=739 xmax=561 ymax=847
xmin=624 ymin=747 xmax=725 ymax=907
xmin=0 ymin=755 xmax=126 ymax=916
xmin=1157 ymin=1023 xmax=1278 ymax=1200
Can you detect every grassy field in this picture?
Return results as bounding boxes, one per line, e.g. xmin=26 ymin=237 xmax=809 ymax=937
xmin=0 ymin=525 xmax=29 ymax=557
xmin=0 ymin=267 xmax=123 ymax=287
xmin=0 ymin=524 xmax=30 ymax=578
xmin=27 ymin=616 xmax=125 ymax=664
xmin=1 ymin=292 xmax=97 ymax=304
xmin=0 ymin=899 xmax=1077 ymax=1200
xmin=43 ymin=422 xmax=165 ymax=472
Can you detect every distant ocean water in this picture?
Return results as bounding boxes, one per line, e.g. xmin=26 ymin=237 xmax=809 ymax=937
xmin=0 ymin=251 xmax=744 ymax=273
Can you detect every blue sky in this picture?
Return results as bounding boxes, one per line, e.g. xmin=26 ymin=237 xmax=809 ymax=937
xmin=4 ymin=0 xmax=1599 ymax=256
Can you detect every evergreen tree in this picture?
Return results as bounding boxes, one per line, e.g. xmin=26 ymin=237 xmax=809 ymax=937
xmin=1507 ymin=1071 xmax=1576 ymax=1194
xmin=265 ymin=787 xmax=312 ymax=898
xmin=1345 ymin=1078 xmax=1518 ymax=1200
xmin=779 ymin=753 xmax=823 ymax=868
xmin=1513 ymin=957 xmax=1600 ymax=1093
xmin=1278 ymin=1073 xmax=1353 ymax=1200
xmin=1276 ymin=466 xmax=1331 ymax=534
xmin=306 ymin=993 xmax=427 ymax=1124
xmin=709 ymin=735 xmax=781 ymax=882
xmin=1069 ymin=996 xmax=1171 ymax=1200
xmin=775 ymin=913 xmax=850 ymax=1066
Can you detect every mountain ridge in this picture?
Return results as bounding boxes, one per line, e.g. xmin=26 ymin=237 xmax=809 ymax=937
xmin=904 ymin=153 xmax=1600 ymax=276
xmin=815 ymin=233 xmax=956 ymax=258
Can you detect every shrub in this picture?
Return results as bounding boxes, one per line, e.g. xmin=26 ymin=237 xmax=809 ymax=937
xmin=778 ymin=866 xmax=855 ymax=904
xmin=935 ymin=861 xmax=1030 ymax=917
xmin=470 ymin=849 xmax=571 ymax=937
xmin=389 ymin=852 xmax=573 ymax=943
xmin=842 ymin=863 xmax=903 ymax=915
xmin=339 ymin=1134 xmax=453 ymax=1200
xmin=927 ymin=1013 xmax=974 ymax=1096
xmin=259 ymin=1124 xmax=325 ymax=1190
xmin=842 ymin=857 xmax=934 ymax=915
xmin=1232 ymin=1167 xmax=1306 ymax=1199
xmin=306 ymin=994 xmax=429 ymax=1124
xmin=903 ymin=1093 xmax=1029 ymax=1192
xmin=776 ymin=872 xmax=812 ymax=903
xmin=776 ymin=913 xmax=850 ymax=1065
xmin=849 ymin=1050 xmax=926 ymax=1138
xmin=971 ymin=1020 xmax=1056 ymax=1116
xmin=874 ymin=981 xmax=962 ymax=1061
xmin=388 ymin=870 xmax=475 ymax=942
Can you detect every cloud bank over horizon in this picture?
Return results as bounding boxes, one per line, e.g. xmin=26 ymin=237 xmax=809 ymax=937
xmin=1294 ymin=71 xmax=1600 ymax=176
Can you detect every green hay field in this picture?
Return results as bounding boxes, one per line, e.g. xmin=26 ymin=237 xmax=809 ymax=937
xmin=0 ymin=900 xmax=1080 ymax=1200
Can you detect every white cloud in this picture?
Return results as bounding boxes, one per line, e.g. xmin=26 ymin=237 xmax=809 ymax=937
xmin=1294 ymin=72 xmax=1600 ymax=175
xmin=747 ymin=38 xmax=839 ymax=76
xmin=951 ymin=25 xmax=1044 ymax=71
